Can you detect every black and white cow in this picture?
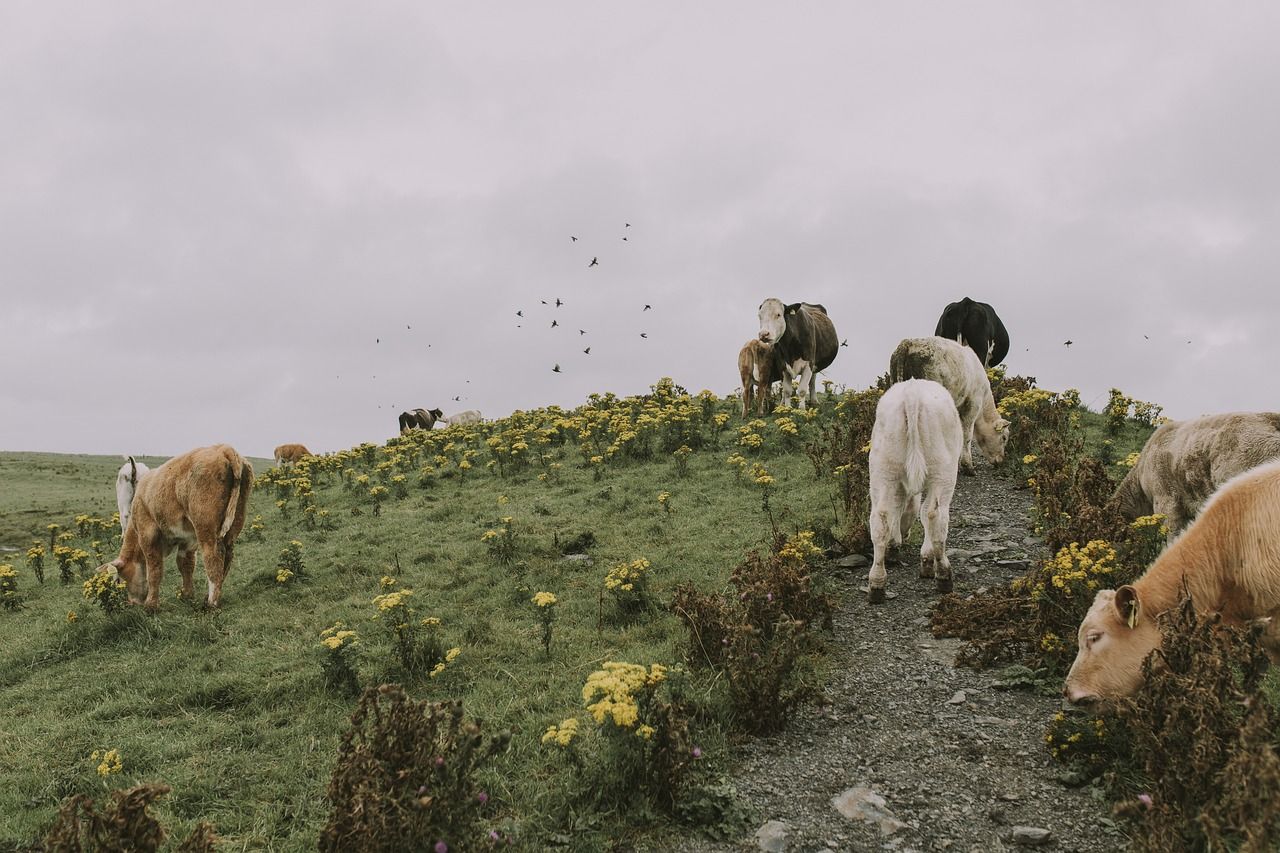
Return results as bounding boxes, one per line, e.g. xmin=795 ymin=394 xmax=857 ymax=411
xmin=757 ymin=299 xmax=839 ymax=409
xmin=934 ymin=297 xmax=1009 ymax=368
xmin=398 ymin=407 xmax=444 ymax=434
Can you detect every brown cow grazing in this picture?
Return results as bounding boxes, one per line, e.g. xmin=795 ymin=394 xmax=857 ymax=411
xmin=1111 ymin=411 xmax=1280 ymax=541
xmin=1063 ymin=460 xmax=1280 ymax=704
xmin=399 ymin=407 xmax=443 ymax=434
xmin=738 ymin=339 xmax=781 ymax=417
xmin=97 ymin=444 xmax=254 ymax=611
xmin=273 ymin=443 xmax=312 ymax=466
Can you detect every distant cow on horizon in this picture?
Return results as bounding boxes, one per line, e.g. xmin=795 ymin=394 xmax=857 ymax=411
xmin=934 ymin=297 xmax=1009 ymax=368
xmin=399 ymin=408 xmax=443 ymax=434
xmin=757 ymin=298 xmax=838 ymax=410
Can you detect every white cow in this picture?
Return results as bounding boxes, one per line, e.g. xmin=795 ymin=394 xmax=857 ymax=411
xmin=115 ymin=456 xmax=151 ymax=534
xmin=888 ymin=336 xmax=1009 ymax=475
xmin=867 ymin=379 xmax=964 ymax=603
xmin=444 ymin=410 xmax=483 ymax=426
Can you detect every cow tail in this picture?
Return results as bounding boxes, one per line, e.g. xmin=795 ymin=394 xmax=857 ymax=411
xmin=903 ymin=391 xmax=928 ymax=496
xmin=219 ymin=461 xmax=249 ymax=539
xmin=128 ymin=456 xmax=139 ymax=489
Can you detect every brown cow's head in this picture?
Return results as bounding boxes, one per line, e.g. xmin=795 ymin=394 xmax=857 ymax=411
xmin=96 ymin=558 xmax=146 ymax=606
xmin=1063 ymin=585 xmax=1162 ymax=704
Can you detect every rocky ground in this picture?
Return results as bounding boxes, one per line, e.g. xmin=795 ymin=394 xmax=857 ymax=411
xmin=661 ymin=467 xmax=1127 ymax=853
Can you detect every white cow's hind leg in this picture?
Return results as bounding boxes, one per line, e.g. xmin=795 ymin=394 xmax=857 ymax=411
xmin=868 ymin=493 xmax=896 ymax=604
xmin=921 ymin=483 xmax=955 ymax=593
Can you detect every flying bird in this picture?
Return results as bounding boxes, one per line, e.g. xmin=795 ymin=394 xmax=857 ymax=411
xmin=579 ymin=329 xmax=586 ymax=335
xmin=551 ymin=320 xmax=559 ymax=328
xmin=840 ymin=338 xmax=848 ymax=347
xmin=583 ymin=347 xmax=591 ymax=354
xmin=1063 ymin=340 xmax=1073 ymax=347
xmin=589 ymin=257 xmax=598 ymax=267
xmin=541 ymin=300 xmax=548 ymax=305
xmin=453 ymin=396 xmax=461 ymax=401
xmin=622 ymin=237 xmax=628 ymax=241
xmin=555 ymin=298 xmax=563 ymax=307
xmin=516 ymin=310 xmax=523 ymax=317
xmin=643 ymin=304 xmax=651 ymax=311
xmin=407 ymin=325 xmax=411 ymax=330
xmin=376 ymin=338 xmax=380 ymax=343
xmin=1143 ymin=334 xmax=1149 ymax=340
xmin=552 ymin=364 xmax=562 ymax=373
xmin=625 ymin=223 xmax=631 ymax=227
xmin=570 ymin=236 xmax=578 ymax=242
xmin=640 ymin=332 xmax=648 ymax=339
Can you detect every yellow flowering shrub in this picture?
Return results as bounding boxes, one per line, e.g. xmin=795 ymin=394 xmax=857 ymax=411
xmin=82 ymin=566 xmax=129 ymax=614
xmin=604 ymin=558 xmax=652 ymax=613
xmin=0 ymin=564 xmax=20 ymax=611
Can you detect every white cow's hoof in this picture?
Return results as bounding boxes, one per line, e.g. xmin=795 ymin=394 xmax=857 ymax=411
xmin=868 ymin=586 xmax=886 ymax=604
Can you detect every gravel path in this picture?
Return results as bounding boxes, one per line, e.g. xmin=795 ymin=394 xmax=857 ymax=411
xmin=666 ymin=468 xmax=1126 ymax=853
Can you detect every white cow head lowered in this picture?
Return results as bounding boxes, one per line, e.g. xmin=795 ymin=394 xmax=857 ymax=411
xmin=757 ymin=298 xmax=788 ymax=344
xmin=1063 ymin=585 xmax=1163 ymax=704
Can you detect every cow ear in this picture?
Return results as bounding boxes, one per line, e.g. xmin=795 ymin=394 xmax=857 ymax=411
xmin=1114 ymin=585 xmax=1143 ymax=629
xmin=786 ymin=302 xmax=801 ymax=314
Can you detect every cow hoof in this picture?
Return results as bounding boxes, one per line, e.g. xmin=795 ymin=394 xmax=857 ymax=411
xmin=868 ymin=587 xmax=886 ymax=604
xmin=936 ymin=578 xmax=953 ymax=594
xmin=919 ymin=567 xmax=934 ymax=579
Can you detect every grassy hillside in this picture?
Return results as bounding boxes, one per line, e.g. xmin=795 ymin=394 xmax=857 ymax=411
xmin=0 ymin=376 xmax=1205 ymax=850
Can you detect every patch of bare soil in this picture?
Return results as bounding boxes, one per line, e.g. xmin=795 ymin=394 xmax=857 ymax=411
xmin=662 ymin=467 xmax=1124 ymax=853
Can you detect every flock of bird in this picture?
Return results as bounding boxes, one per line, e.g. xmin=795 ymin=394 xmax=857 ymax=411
xmin=513 ymin=224 xmax=652 ymax=376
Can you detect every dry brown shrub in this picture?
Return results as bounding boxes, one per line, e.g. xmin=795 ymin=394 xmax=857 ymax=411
xmin=1113 ymin=597 xmax=1280 ymax=853
xmin=670 ymin=532 xmax=830 ymax=733
xmin=42 ymin=784 xmax=183 ymax=853
xmin=319 ymin=685 xmax=510 ymax=853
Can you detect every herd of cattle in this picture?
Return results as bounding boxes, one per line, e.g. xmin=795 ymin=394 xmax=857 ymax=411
xmin=96 ymin=295 xmax=1280 ymax=711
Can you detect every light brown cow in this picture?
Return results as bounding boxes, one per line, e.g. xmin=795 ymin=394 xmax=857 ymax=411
xmin=97 ymin=444 xmax=254 ymax=611
xmin=1111 ymin=411 xmax=1280 ymax=541
xmin=889 ymin=336 xmax=1010 ymax=475
xmin=273 ymin=443 xmax=312 ymax=466
xmin=1064 ymin=459 xmax=1280 ymax=704
xmin=738 ymin=339 xmax=781 ymax=418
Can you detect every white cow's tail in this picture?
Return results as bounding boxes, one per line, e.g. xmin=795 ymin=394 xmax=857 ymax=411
xmin=127 ymin=456 xmax=139 ymax=489
xmin=902 ymin=390 xmax=928 ymax=496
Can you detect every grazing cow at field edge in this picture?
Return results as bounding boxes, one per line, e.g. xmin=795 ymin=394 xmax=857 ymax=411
xmin=1064 ymin=460 xmax=1280 ymax=704
xmin=97 ymin=444 xmax=253 ymax=611
xmin=889 ymin=336 xmax=1009 ymax=475
xmin=1111 ymin=412 xmax=1280 ymax=541
xmin=934 ymin=297 xmax=1009 ymax=368
xmin=399 ymin=407 xmax=443 ymax=434
xmin=444 ymin=410 xmax=483 ymax=426
xmin=737 ymin=339 xmax=781 ymax=418
xmin=115 ymin=456 xmax=151 ymax=534
xmin=756 ymin=299 xmax=838 ymax=410
xmin=867 ymin=379 xmax=964 ymax=603
xmin=273 ymin=444 xmax=312 ymax=466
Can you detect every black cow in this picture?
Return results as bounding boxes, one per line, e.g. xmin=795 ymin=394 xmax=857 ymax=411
xmin=757 ymin=298 xmax=839 ymax=409
xmin=933 ymin=297 xmax=1009 ymax=368
xmin=398 ymin=407 xmax=443 ymax=434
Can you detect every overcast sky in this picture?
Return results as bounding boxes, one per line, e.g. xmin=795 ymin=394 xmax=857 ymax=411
xmin=3 ymin=3 xmax=1278 ymax=459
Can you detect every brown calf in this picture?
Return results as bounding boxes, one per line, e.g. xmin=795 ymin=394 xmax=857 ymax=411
xmin=738 ymin=339 xmax=780 ymax=418
xmin=98 ymin=444 xmax=254 ymax=611
xmin=1064 ymin=459 xmax=1280 ymax=703
xmin=273 ymin=443 xmax=312 ymax=466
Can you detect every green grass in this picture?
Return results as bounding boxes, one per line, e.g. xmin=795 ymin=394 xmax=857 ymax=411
xmin=2 ymin=384 xmax=1255 ymax=850
xmin=0 ymin=397 xmax=837 ymax=849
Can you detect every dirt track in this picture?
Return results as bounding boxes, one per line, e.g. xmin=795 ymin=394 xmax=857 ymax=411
xmin=668 ymin=467 xmax=1125 ymax=853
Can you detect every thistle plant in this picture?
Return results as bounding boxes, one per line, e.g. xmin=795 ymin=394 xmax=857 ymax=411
xmin=82 ymin=566 xmax=129 ymax=614
xmin=275 ymin=540 xmax=305 ymax=585
xmin=26 ymin=544 xmax=45 ymax=585
xmin=482 ymin=517 xmax=517 ymax=566
xmin=531 ymin=591 xmax=557 ymax=655
xmin=0 ymin=564 xmax=21 ymax=611
xmin=672 ymin=445 xmax=692 ymax=478
xmin=604 ymin=558 xmax=652 ymax=614
xmin=319 ymin=622 xmax=361 ymax=696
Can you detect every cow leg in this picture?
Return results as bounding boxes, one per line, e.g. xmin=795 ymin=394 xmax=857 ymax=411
xmin=141 ymin=541 xmax=166 ymax=612
xmin=960 ymin=422 xmax=976 ymax=476
xmin=795 ymin=363 xmax=813 ymax=410
xmin=923 ymin=486 xmax=954 ymax=593
xmin=742 ymin=384 xmax=752 ymax=418
xmin=868 ymin=489 xmax=899 ymax=604
xmin=1152 ymin=496 xmax=1186 ymax=544
xmin=200 ymin=538 xmax=230 ymax=608
xmin=779 ymin=372 xmax=795 ymax=409
xmin=176 ymin=546 xmax=196 ymax=600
